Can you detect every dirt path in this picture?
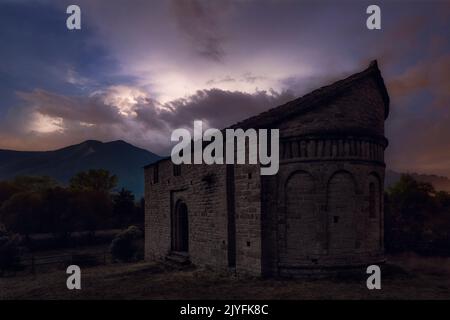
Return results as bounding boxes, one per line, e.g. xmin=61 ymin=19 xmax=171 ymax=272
xmin=1 ymin=254 xmax=450 ymax=300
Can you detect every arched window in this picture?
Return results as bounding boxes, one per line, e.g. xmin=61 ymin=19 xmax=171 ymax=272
xmin=281 ymin=171 xmax=316 ymax=264
xmin=368 ymin=174 xmax=381 ymax=219
xmin=327 ymin=171 xmax=356 ymax=253
xmin=367 ymin=173 xmax=382 ymax=250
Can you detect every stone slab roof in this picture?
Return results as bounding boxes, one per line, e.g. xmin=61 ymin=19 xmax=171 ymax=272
xmin=229 ymin=60 xmax=389 ymax=131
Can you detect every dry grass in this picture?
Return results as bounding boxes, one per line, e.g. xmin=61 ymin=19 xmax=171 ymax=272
xmin=1 ymin=254 xmax=450 ymax=300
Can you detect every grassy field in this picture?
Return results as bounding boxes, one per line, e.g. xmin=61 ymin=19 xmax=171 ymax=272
xmin=1 ymin=253 xmax=450 ymax=300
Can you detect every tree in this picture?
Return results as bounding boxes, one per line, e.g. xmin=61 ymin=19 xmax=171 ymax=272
xmin=70 ymin=190 xmax=113 ymax=235
xmin=41 ymin=187 xmax=75 ymax=239
xmin=0 ymin=192 xmax=43 ymax=240
xmin=0 ymin=224 xmax=21 ymax=276
xmin=387 ymin=174 xmax=437 ymax=224
xmin=435 ymin=191 xmax=450 ymax=210
xmin=385 ymin=174 xmax=450 ymax=255
xmin=12 ymin=176 xmax=58 ymax=192
xmin=0 ymin=181 xmax=22 ymax=207
xmin=69 ymin=169 xmax=118 ymax=193
xmin=110 ymin=226 xmax=143 ymax=262
xmin=112 ymin=188 xmax=135 ymax=228
xmin=134 ymin=197 xmax=145 ymax=227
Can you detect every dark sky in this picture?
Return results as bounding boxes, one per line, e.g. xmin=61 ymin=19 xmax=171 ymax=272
xmin=0 ymin=0 xmax=449 ymax=176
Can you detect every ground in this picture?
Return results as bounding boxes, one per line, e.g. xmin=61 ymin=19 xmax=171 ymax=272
xmin=1 ymin=253 xmax=450 ymax=300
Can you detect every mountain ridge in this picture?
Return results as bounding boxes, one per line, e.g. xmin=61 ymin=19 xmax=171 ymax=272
xmin=1 ymin=141 xmax=449 ymax=196
xmin=0 ymin=140 xmax=162 ymax=197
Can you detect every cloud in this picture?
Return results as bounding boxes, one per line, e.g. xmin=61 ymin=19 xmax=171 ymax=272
xmin=93 ymin=85 xmax=149 ymax=117
xmin=134 ymin=88 xmax=295 ymax=154
xmin=169 ymin=0 xmax=230 ymax=62
xmin=385 ymin=52 xmax=450 ymax=176
xmin=2 ymin=0 xmax=450 ymax=178
xmin=387 ymin=53 xmax=450 ymax=107
xmin=17 ymin=89 xmax=122 ymax=125
xmin=1 ymin=86 xmax=294 ymax=155
xmin=386 ymin=107 xmax=450 ymax=176
xmin=374 ymin=15 xmax=429 ymax=68
xmin=206 ymin=76 xmax=236 ymax=86
xmin=65 ymin=68 xmax=93 ymax=87
xmin=136 ymin=88 xmax=294 ymax=131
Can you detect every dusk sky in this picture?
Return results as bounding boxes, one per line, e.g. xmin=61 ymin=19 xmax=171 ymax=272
xmin=0 ymin=0 xmax=449 ymax=176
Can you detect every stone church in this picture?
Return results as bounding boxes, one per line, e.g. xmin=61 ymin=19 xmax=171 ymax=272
xmin=144 ymin=60 xmax=389 ymax=277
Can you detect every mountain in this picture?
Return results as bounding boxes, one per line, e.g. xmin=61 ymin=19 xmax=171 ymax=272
xmin=385 ymin=169 xmax=450 ymax=192
xmin=0 ymin=140 xmax=162 ymax=197
xmin=1 ymin=141 xmax=448 ymax=196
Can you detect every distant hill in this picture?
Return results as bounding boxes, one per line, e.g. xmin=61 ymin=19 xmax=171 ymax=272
xmin=385 ymin=169 xmax=450 ymax=192
xmin=0 ymin=140 xmax=161 ymax=197
xmin=1 ymin=142 xmax=448 ymax=196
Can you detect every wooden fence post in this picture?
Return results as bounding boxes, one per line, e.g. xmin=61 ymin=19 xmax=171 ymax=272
xmin=31 ymin=255 xmax=35 ymax=275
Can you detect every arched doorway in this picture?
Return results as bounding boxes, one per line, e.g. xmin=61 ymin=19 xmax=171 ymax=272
xmin=172 ymin=201 xmax=189 ymax=253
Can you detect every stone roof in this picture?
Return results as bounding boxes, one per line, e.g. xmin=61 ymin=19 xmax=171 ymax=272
xmin=144 ymin=60 xmax=390 ymax=168
xmin=228 ymin=60 xmax=389 ymax=131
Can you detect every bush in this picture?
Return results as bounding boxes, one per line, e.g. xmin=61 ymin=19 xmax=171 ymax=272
xmin=0 ymin=224 xmax=22 ymax=276
xmin=110 ymin=226 xmax=143 ymax=262
xmin=385 ymin=174 xmax=450 ymax=256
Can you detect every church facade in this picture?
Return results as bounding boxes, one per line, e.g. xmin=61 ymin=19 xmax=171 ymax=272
xmin=144 ymin=61 xmax=390 ymax=277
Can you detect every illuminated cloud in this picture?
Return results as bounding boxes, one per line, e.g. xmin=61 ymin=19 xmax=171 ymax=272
xmin=93 ymin=85 xmax=149 ymax=117
xmin=30 ymin=113 xmax=64 ymax=134
xmin=3 ymin=86 xmax=293 ymax=154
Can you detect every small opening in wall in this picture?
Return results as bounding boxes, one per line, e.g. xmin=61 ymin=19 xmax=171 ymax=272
xmin=369 ymin=182 xmax=376 ymax=218
xmin=202 ymin=173 xmax=215 ymax=185
xmin=246 ymin=241 xmax=251 ymax=247
xmin=333 ymin=216 xmax=339 ymax=223
xmin=248 ymin=172 xmax=252 ymax=179
xmin=311 ymin=259 xmax=318 ymax=264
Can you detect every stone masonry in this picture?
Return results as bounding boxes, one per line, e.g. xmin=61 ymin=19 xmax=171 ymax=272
xmin=144 ymin=60 xmax=390 ymax=277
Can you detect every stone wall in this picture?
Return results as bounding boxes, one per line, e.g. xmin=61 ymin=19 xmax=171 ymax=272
xmin=258 ymin=73 xmax=388 ymax=277
xmin=234 ymin=163 xmax=262 ymax=275
xmin=144 ymin=161 xmax=230 ymax=270
xmin=144 ymin=63 xmax=389 ymax=277
xmin=145 ymin=159 xmax=264 ymax=276
xmin=263 ymin=148 xmax=385 ymax=277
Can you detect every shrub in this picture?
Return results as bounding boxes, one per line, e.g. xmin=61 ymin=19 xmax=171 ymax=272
xmin=385 ymin=174 xmax=450 ymax=256
xmin=110 ymin=226 xmax=143 ymax=262
xmin=0 ymin=224 xmax=22 ymax=276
